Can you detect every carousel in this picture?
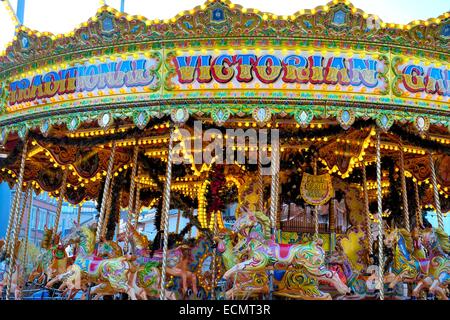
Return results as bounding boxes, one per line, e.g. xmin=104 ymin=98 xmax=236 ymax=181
xmin=0 ymin=0 xmax=449 ymax=300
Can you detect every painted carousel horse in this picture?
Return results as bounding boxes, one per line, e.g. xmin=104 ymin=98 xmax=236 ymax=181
xmin=125 ymin=224 xmax=194 ymax=299
xmin=326 ymin=242 xmax=361 ymax=294
xmin=28 ymin=226 xmax=72 ymax=286
xmin=0 ymin=239 xmax=23 ymax=299
xmin=216 ymin=230 xmax=270 ymax=299
xmin=221 ymin=208 xmax=350 ymax=299
xmin=382 ymin=227 xmax=424 ymax=293
xmin=412 ymin=227 xmax=450 ymax=300
xmin=55 ymin=222 xmax=142 ymax=300
xmin=47 ymin=234 xmax=124 ymax=299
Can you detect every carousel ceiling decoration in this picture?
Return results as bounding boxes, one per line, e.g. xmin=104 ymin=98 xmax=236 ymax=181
xmin=0 ymin=0 xmax=448 ymax=205
xmin=0 ymin=0 xmax=447 ymax=134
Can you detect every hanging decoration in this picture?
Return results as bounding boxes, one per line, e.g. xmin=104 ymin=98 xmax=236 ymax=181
xmin=294 ymin=109 xmax=313 ymax=128
xmin=211 ymin=108 xmax=231 ymax=126
xmin=252 ymin=107 xmax=272 ymax=125
xmin=337 ymin=109 xmax=355 ymax=130
xmin=300 ymin=173 xmax=334 ymax=206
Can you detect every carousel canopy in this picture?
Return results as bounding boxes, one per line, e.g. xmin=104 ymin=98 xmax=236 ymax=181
xmin=0 ymin=0 xmax=448 ymax=210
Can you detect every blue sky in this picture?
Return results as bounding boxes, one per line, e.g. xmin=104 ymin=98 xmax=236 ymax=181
xmin=0 ymin=183 xmax=11 ymax=237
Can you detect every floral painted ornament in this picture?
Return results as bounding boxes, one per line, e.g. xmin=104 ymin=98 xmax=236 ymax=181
xmin=376 ymin=113 xmax=393 ymax=132
xmin=171 ymin=107 xmax=189 ymax=125
xmin=252 ymin=107 xmax=272 ymax=125
xmin=211 ymin=108 xmax=230 ymax=126
xmin=133 ymin=111 xmax=150 ymax=130
xmin=414 ymin=116 xmax=429 ymax=133
xmin=17 ymin=125 xmax=28 ymax=140
xmin=295 ymin=109 xmax=313 ymax=128
xmin=40 ymin=119 xmax=51 ymax=137
xmin=0 ymin=127 xmax=9 ymax=145
xmin=98 ymin=112 xmax=114 ymax=129
xmin=67 ymin=117 xmax=80 ymax=132
xmin=337 ymin=109 xmax=355 ymax=130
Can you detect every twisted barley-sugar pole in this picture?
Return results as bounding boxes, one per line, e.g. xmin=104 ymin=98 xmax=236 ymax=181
xmin=96 ymin=142 xmax=117 ymax=243
xmin=258 ymin=147 xmax=264 ymax=212
xmin=211 ymin=212 xmax=218 ymax=300
xmin=4 ymin=138 xmax=28 ymax=300
xmin=269 ymin=143 xmax=279 ymax=234
xmin=159 ymin=128 xmax=175 ymax=300
xmin=4 ymin=185 xmax=20 ymax=256
xmin=399 ymin=145 xmax=410 ymax=232
xmin=313 ymin=159 xmax=319 ymax=238
xmin=21 ymin=188 xmax=33 ymax=268
xmin=125 ymin=144 xmax=139 ymax=247
xmin=6 ymin=189 xmax=25 ymax=257
xmin=18 ymin=187 xmax=33 ymax=297
xmin=77 ymin=204 xmax=82 ymax=226
xmin=175 ymin=209 xmax=181 ymax=234
xmin=268 ymin=138 xmax=279 ymax=300
xmin=6 ymin=185 xmax=31 ymax=299
xmin=53 ymin=168 xmax=68 ymax=239
xmin=5 ymin=139 xmax=29 ymax=256
xmin=375 ymin=130 xmax=385 ymax=301
xmin=428 ymin=152 xmax=443 ymax=230
xmin=362 ymin=161 xmax=373 ymax=257
xmin=414 ymin=181 xmax=423 ymax=228
xmin=101 ymin=179 xmax=116 ymax=239
xmin=134 ymin=185 xmax=141 ymax=228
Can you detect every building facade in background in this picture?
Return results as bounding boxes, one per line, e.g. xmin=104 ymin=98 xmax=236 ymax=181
xmin=11 ymin=189 xmax=97 ymax=247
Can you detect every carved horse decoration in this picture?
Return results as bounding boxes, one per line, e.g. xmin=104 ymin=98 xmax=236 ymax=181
xmin=383 ymin=227 xmax=423 ymax=292
xmin=412 ymin=227 xmax=450 ymax=300
xmin=28 ymin=226 xmax=73 ymax=286
xmin=216 ymin=230 xmax=270 ymax=299
xmin=57 ymin=222 xmax=142 ymax=300
xmin=383 ymin=226 xmax=450 ymax=300
xmin=219 ymin=208 xmax=350 ymax=299
xmin=0 ymin=239 xmax=23 ymax=299
xmin=125 ymin=223 xmax=196 ymax=299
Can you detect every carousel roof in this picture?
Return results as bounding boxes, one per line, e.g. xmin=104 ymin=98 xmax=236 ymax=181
xmin=0 ymin=0 xmax=448 ymax=208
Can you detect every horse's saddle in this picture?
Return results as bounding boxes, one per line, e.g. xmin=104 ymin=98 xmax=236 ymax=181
xmin=277 ymin=244 xmax=292 ymax=260
xmin=77 ymin=255 xmax=104 ymax=273
xmin=417 ymin=259 xmax=430 ymax=275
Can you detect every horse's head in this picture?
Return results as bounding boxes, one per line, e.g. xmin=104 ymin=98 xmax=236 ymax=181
xmin=384 ymin=226 xmax=398 ymax=249
xmin=233 ymin=207 xmax=257 ymax=237
xmin=327 ymin=270 xmax=351 ymax=295
xmin=63 ymin=221 xmax=82 ymax=246
xmin=52 ymin=231 xmax=62 ymax=246
xmin=215 ymin=229 xmax=236 ymax=254
xmin=421 ymin=227 xmax=450 ymax=254
xmin=63 ymin=221 xmax=96 ymax=255
xmin=126 ymin=223 xmax=149 ymax=250
xmin=41 ymin=225 xmax=54 ymax=249
xmin=420 ymin=228 xmax=435 ymax=251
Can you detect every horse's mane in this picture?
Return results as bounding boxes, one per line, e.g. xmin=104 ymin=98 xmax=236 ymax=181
xmin=253 ymin=211 xmax=271 ymax=240
xmin=398 ymin=228 xmax=413 ymax=253
xmin=434 ymin=228 xmax=450 ymax=254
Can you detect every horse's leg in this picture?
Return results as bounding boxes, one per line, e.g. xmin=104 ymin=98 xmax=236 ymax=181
xmin=429 ymin=279 xmax=440 ymax=298
xmin=430 ymin=282 xmax=447 ymax=300
xmin=127 ymin=286 xmax=138 ymax=300
xmin=223 ymin=259 xmax=265 ymax=280
xmin=181 ymin=273 xmax=188 ymax=296
xmin=412 ymin=281 xmax=424 ymax=298
xmin=189 ymin=272 xmax=198 ymax=296
xmin=388 ymin=273 xmax=403 ymax=289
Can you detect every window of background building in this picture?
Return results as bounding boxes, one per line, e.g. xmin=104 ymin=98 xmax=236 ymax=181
xmin=38 ymin=210 xmax=45 ymax=229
